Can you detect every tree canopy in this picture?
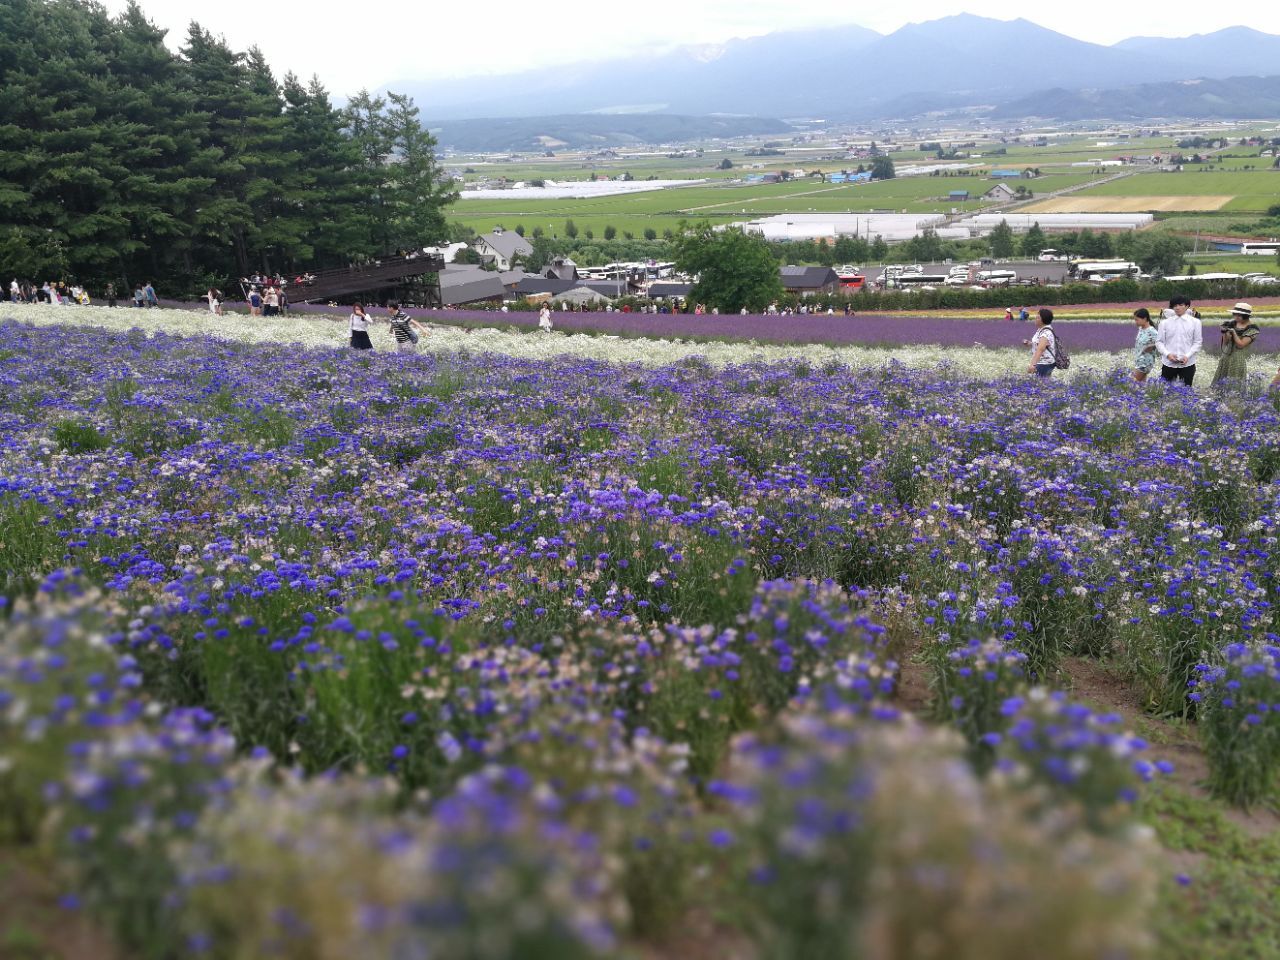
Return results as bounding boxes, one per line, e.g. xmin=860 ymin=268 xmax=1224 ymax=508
xmin=0 ymin=0 xmax=455 ymax=293
xmin=987 ymin=219 xmax=1016 ymax=259
xmin=673 ymin=222 xmax=783 ymax=313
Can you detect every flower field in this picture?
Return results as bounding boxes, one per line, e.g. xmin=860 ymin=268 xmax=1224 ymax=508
xmin=3 ymin=314 xmax=1280 ymax=958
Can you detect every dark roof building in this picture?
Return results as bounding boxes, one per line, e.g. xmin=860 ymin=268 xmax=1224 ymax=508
xmin=780 ymin=265 xmax=840 ymax=295
xmin=544 ymin=257 xmax=578 ymax=282
xmin=439 ymin=266 xmax=507 ymax=305
xmin=648 ymin=281 xmax=693 ymax=299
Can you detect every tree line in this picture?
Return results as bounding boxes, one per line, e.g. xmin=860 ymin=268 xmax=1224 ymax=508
xmin=0 ymin=0 xmax=456 ymax=294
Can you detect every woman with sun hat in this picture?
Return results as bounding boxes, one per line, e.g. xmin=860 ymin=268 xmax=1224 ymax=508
xmin=1211 ymin=302 xmax=1259 ymax=386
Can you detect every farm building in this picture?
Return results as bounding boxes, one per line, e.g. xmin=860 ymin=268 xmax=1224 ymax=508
xmin=439 ymin=267 xmax=508 ymax=306
xmin=983 ymin=183 xmax=1017 ymax=200
xmin=958 ymin=213 xmax=1154 ymax=235
xmin=648 ymin=281 xmax=694 ymax=300
xmin=740 ymin=213 xmax=948 ymax=243
xmin=473 ymin=228 xmax=533 ymax=271
xmin=781 ymin=266 xmax=840 ymax=296
xmin=988 ymin=169 xmax=1022 ymax=179
xmin=949 ymin=190 xmax=970 ymax=200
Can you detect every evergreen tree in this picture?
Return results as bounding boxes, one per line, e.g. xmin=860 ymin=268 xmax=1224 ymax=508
xmin=1019 ymin=222 xmax=1047 ymax=259
xmin=988 ymin=219 xmax=1016 ymax=259
xmin=344 ymin=89 xmax=394 ymax=252
xmin=281 ymin=74 xmax=372 ymax=269
xmin=383 ymin=92 xmax=456 ymax=251
xmin=0 ymin=1 xmax=448 ymax=289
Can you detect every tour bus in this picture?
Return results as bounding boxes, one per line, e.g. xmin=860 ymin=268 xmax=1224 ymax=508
xmin=884 ymin=273 xmax=948 ymax=289
xmin=1037 ymin=249 xmax=1067 ymax=262
xmin=1069 ymin=260 xmax=1140 ymax=282
xmin=1162 ymin=273 xmax=1242 ymax=282
xmin=976 ymin=269 xmax=1018 ymax=286
xmin=1241 ymin=241 xmax=1280 ymax=256
xmin=836 ymin=265 xmax=866 ymax=290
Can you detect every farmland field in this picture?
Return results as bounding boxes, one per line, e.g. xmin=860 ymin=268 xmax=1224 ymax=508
xmin=1022 ymin=195 xmax=1235 ymax=213
xmin=1059 ymin=170 xmax=1280 ymax=212
xmin=451 ymin=173 xmax=1104 ymax=236
xmin=2 ymin=308 xmax=1280 ymax=959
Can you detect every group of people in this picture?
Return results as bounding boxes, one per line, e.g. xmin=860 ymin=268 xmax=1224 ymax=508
xmin=1026 ymin=294 xmax=1275 ymax=388
xmin=245 ymin=285 xmax=286 ymax=317
xmin=348 ymin=302 xmax=430 ymax=353
xmin=1129 ymin=296 xmax=1261 ymax=387
xmin=8 ymin=279 xmax=158 ymax=307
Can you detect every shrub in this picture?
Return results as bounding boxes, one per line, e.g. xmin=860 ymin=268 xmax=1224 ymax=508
xmin=50 ymin=416 xmax=110 ymax=453
xmin=1190 ymin=641 xmax=1280 ymax=808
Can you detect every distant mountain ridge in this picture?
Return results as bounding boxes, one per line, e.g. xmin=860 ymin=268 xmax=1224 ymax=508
xmin=430 ymin=114 xmax=794 ymax=152
xmin=399 ymin=15 xmax=1280 ymax=122
xmin=994 ymin=73 xmax=1280 ymax=121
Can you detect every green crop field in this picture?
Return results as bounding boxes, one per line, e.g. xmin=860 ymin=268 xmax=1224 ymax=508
xmin=1182 ymin=254 xmax=1280 ymax=276
xmin=1068 ymin=170 xmax=1280 ymax=211
xmin=450 ymin=171 xmax=1108 ymax=237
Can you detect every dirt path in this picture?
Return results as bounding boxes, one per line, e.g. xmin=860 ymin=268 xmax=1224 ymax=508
xmin=1060 ymin=656 xmax=1280 ymax=839
xmin=0 ymin=849 xmax=121 ymax=960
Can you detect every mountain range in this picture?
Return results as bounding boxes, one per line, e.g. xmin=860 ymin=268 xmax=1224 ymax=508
xmin=400 ymin=15 xmax=1280 ymax=124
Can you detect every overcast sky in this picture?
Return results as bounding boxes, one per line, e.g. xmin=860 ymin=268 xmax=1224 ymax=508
xmin=101 ymin=0 xmax=1279 ymax=99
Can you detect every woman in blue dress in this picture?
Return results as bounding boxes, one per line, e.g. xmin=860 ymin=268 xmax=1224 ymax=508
xmin=1132 ymin=308 xmax=1157 ymax=382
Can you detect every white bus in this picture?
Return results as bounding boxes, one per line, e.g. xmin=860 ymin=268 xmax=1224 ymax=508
xmin=884 ymin=273 xmax=948 ymax=289
xmin=1070 ymin=260 xmax=1140 ymax=281
xmin=1241 ymin=241 xmax=1280 ymax=256
xmin=977 ymin=269 xmax=1018 ymax=285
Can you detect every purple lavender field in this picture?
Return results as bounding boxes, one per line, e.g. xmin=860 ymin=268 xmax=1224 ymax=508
xmin=2 ymin=319 xmax=1278 ymax=958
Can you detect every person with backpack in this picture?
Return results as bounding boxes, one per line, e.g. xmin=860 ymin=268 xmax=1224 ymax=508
xmin=1024 ymin=308 xmax=1060 ymax=377
xmin=385 ymin=301 xmax=427 ymax=353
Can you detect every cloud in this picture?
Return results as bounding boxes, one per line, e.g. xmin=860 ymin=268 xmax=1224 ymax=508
xmin=99 ymin=0 xmax=1280 ymax=101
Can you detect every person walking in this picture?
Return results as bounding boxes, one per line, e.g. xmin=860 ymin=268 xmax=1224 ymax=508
xmin=132 ymin=284 xmax=144 ymax=308
xmin=538 ymin=302 xmax=553 ymax=332
xmin=248 ymin=287 xmax=262 ymax=316
xmin=1024 ymin=308 xmax=1058 ymax=377
xmin=264 ymin=286 xmax=279 ymax=317
xmin=144 ymin=281 xmax=157 ymax=308
xmin=1155 ymin=294 xmax=1202 ymax=386
xmin=1131 ymin=308 xmax=1158 ymax=382
xmin=1211 ymin=302 xmax=1259 ymax=387
xmin=386 ymin=302 xmax=427 ymax=353
xmin=349 ymin=302 xmax=373 ymax=350
xmin=105 ymin=282 xmax=117 ymax=308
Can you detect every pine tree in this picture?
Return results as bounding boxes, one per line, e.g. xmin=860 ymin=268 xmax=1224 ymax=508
xmin=281 ymin=75 xmax=374 ymax=269
xmin=344 ymin=89 xmax=394 ymax=253
xmin=383 ymin=92 xmax=457 ymax=251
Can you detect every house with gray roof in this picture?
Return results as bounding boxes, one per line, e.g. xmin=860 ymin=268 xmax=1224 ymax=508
xmin=439 ymin=266 xmax=507 ymax=306
xmin=473 ymin=228 xmax=533 ymax=271
xmin=780 ymin=266 xmax=839 ymax=296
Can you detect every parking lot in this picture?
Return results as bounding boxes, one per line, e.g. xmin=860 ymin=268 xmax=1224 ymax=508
xmin=862 ymin=260 xmax=1072 ymax=285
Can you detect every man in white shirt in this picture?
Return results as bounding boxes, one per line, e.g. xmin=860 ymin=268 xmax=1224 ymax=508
xmin=1155 ymin=294 xmax=1203 ymax=386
